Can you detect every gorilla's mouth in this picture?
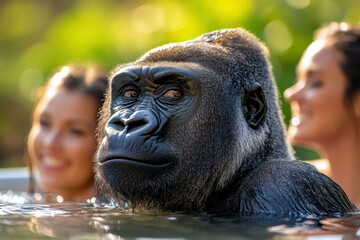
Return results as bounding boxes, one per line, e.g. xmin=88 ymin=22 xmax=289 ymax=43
xmin=100 ymin=156 xmax=173 ymax=168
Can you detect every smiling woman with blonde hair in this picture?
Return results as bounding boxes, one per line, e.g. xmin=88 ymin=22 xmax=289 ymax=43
xmin=284 ymin=22 xmax=360 ymax=207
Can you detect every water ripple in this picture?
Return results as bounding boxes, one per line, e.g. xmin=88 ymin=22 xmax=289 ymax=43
xmin=1 ymin=191 xmax=360 ymax=239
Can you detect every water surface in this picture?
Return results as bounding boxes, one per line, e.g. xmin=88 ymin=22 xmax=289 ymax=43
xmin=1 ymin=191 xmax=360 ymax=240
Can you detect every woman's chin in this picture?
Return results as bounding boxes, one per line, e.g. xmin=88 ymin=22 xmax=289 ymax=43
xmin=288 ymin=126 xmax=313 ymax=146
xmin=38 ymin=179 xmax=65 ymax=192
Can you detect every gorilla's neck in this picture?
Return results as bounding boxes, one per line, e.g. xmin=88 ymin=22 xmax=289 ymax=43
xmin=204 ymin=168 xmax=246 ymax=215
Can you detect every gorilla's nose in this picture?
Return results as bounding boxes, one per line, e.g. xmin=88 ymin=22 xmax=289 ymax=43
xmin=123 ymin=110 xmax=160 ymax=136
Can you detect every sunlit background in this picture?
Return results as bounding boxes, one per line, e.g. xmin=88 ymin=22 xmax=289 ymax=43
xmin=0 ymin=0 xmax=359 ymax=167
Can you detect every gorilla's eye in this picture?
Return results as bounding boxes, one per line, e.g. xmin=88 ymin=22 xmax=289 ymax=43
xmin=123 ymin=89 xmax=139 ymax=98
xmin=163 ymin=89 xmax=183 ymax=98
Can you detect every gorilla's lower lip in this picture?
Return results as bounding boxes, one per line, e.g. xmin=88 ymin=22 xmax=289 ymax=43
xmin=100 ymin=157 xmax=172 ymax=168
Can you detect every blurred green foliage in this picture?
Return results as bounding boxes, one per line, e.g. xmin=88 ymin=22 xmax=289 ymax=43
xmin=0 ymin=0 xmax=359 ymax=167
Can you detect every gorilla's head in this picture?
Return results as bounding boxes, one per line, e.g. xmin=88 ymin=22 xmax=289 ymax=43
xmin=95 ymin=28 xmax=292 ymax=211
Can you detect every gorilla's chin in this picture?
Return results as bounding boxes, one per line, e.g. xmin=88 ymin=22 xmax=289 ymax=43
xmin=97 ymin=158 xmax=176 ymax=199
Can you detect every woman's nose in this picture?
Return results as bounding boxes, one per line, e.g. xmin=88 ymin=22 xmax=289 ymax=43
xmin=43 ymin=130 xmax=62 ymax=153
xmin=284 ymin=84 xmax=301 ymax=102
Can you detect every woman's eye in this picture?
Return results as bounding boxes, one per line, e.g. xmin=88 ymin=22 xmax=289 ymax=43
xmin=309 ymin=79 xmax=322 ymax=88
xmin=123 ymin=90 xmax=139 ymax=98
xmin=163 ymin=89 xmax=183 ymax=98
xmin=39 ymin=119 xmax=50 ymax=128
xmin=70 ymin=128 xmax=85 ymax=136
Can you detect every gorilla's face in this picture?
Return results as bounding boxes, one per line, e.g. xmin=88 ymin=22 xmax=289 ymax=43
xmin=95 ymin=64 xmax=199 ymax=203
xmin=99 ymin=64 xmax=198 ymax=164
xmin=96 ymin=60 xmax=246 ymax=208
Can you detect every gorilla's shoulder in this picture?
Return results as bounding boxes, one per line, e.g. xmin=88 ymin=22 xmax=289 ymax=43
xmin=238 ymin=159 xmax=357 ymax=217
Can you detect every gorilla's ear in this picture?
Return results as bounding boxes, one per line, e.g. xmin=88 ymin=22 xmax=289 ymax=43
xmin=242 ymin=82 xmax=267 ymax=129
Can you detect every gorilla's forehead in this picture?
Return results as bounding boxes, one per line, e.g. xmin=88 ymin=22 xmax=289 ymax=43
xmin=111 ymin=65 xmax=204 ymax=85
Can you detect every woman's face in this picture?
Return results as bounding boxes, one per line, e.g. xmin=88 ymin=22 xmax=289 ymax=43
xmin=284 ymin=39 xmax=354 ymax=148
xmin=27 ymin=87 xmax=98 ymax=197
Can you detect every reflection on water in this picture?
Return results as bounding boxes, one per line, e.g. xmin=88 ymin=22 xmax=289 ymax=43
xmin=1 ymin=191 xmax=360 ymax=239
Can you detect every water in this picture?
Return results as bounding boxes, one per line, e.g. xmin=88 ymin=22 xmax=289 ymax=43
xmin=1 ymin=191 xmax=360 ymax=240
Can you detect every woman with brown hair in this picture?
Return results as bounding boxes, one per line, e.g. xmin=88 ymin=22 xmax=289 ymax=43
xmin=285 ymin=22 xmax=360 ymax=206
xmin=26 ymin=64 xmax=108 ymax=202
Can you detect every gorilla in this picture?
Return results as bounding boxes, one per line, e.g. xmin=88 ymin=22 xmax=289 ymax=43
xmin=95 ymin=28 xmax=358 ymax=217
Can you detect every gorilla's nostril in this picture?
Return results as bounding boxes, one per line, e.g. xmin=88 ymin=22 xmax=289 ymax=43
xmin=127 ymin=119 xmax=148 ymax=132
xmin=110 ymin=120 xmax=126 ymax=131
